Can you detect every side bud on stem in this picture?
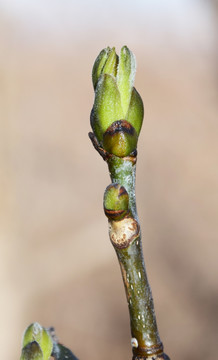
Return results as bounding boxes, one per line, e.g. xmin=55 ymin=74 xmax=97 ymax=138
xmin=104 ymin=183 xmax=139 ymax=249
xmin=104 ymin=183 xmax=129 ymax=221
xmin=20 ymin=323 xmax=79 ymax=360
xmin=20 ymin=323 xmax=53 ymax=360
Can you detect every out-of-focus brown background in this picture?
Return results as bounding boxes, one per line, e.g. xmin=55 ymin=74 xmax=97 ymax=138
xmin=0 ymin=0 xmax=217 ymax=359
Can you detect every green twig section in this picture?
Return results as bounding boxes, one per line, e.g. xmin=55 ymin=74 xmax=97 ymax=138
xmin=107 ymin=155 xmax=137 ymax=218
xmin=91 ymin=138 xmax=165 ymax=358
xmin=107 ymin=155 xmax=162 ymax=356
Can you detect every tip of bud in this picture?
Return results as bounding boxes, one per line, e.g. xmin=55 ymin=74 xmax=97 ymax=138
xmin=117 ymin=46 xmax=136 ymax=116
xmin=92 ymin=46 xmax=118 ymax=89
xmin=22 ymin=323 xmax=53 ymax=360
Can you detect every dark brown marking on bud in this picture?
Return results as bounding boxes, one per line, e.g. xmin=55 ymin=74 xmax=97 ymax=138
xmin=118 ymin=185 xmax=128 ymax=198
xmin=88 ymin=132 xmax=109 ymax=160
xmin=105 ymin=119 xmax=135 ymax=137
xmin=104 ymin=208 xmax=127 ymax=221
xmin=106 ymin=183 xmax=119 ymax=190
xmin=89 ymin=131 xmax=137 ymax=163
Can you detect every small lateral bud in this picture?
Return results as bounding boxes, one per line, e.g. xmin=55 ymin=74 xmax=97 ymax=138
xmin=104 ymin=183 xmax=129 ymax=221
xmin=22 ymin=323 xmax=53 ymax=360
xmin=103 ymin=120 xmax=138 ymax=157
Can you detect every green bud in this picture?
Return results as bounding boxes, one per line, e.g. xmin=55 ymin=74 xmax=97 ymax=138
xmin=103 ymin=120 xmax=137 ymax=157
xmin=104 ymin=183 xmax=129 ymax=221
xmin=91 ymin=46 xmax=143 ymax=149
xmin=22 ymin=323 xmax=53 ymax=360
xmin=20 ymin=341 xmax=43 ymax=360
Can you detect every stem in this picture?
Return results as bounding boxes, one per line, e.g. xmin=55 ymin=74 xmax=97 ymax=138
xmin=108 ymin=155 xmax=163 ymax=358
xmin=89 ymin=134 xmax=170 ymax=359
xmin=107 ymin=156 xmax=137 ymax=219
xmin=115 ymin=238 xmax=162 ymax=357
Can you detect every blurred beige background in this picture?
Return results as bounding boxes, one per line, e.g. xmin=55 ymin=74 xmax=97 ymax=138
xmin=0 ymin=0 xmax=217 ymax=359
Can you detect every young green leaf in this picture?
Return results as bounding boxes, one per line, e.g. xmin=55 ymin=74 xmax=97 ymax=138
xmin=117 ymin=46 xmax=136 ymax=116
xmin=92 ymin=74 xmax=124 ymax=143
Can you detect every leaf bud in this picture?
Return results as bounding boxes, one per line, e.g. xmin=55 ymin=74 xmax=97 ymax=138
xmin=91 ymin=46 xmax=144 ymax=149
xmin=104 ymin=183 xmax=129 ymax=221
xmin=22 ymin=323 xmax=53 ymax=360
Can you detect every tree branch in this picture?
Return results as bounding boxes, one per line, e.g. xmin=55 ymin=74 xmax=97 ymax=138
xmin=90 ymin=46 xmax=170 ymax=360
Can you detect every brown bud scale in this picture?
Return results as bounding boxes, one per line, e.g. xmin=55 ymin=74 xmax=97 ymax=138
xmin=109 ymin=217 xmax=139 ymax=249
